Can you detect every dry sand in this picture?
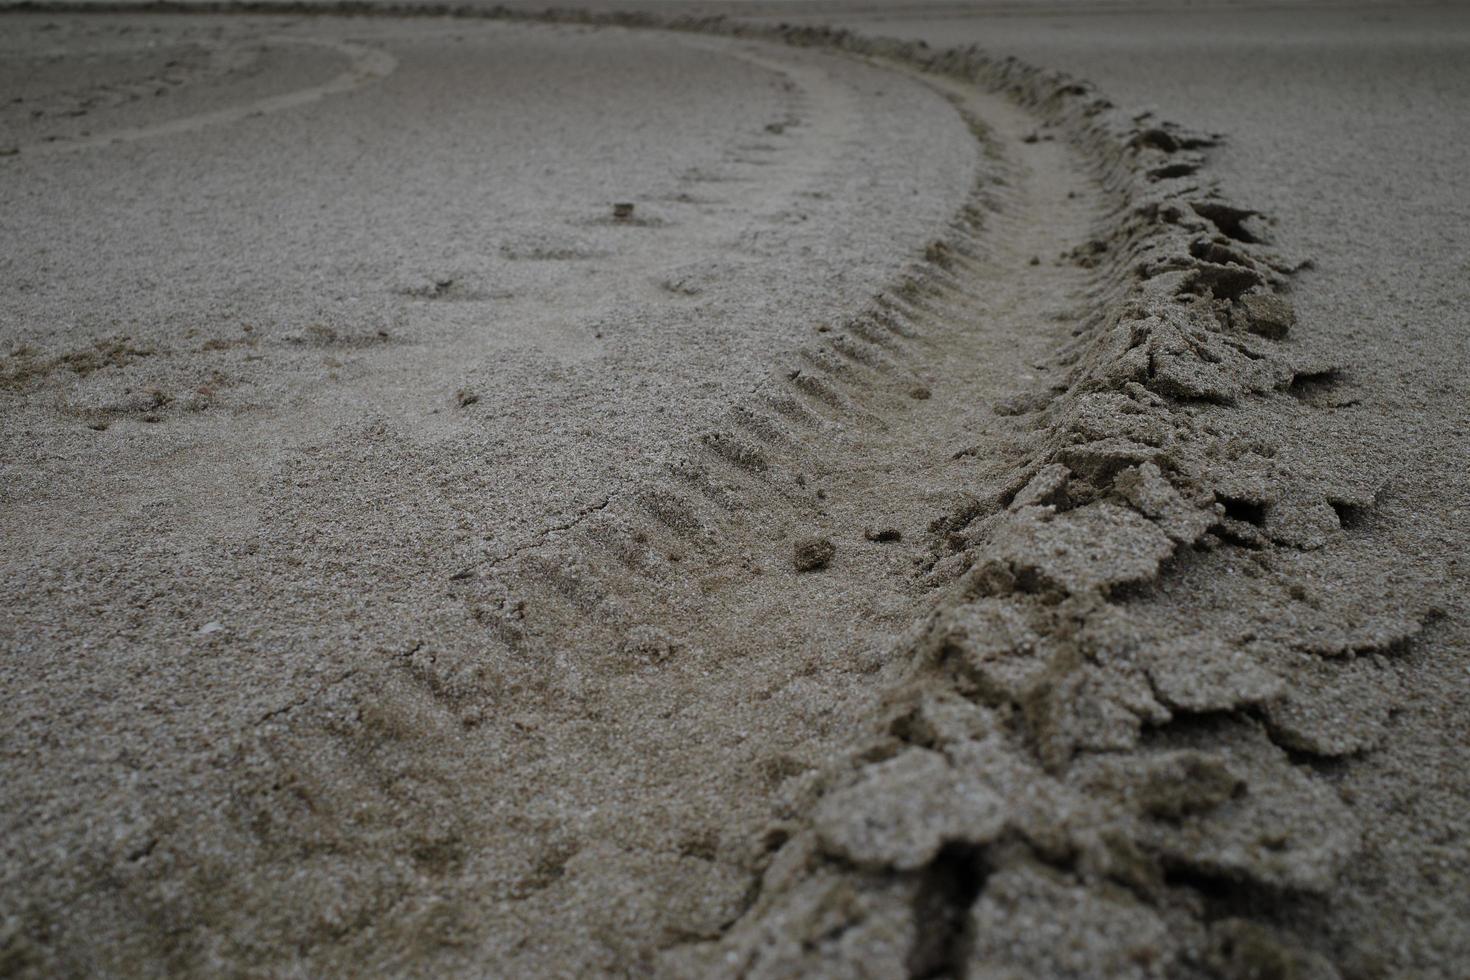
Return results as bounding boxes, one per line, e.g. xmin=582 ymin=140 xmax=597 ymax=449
xmin=2 ymin=3 xmax=1467 ymax=978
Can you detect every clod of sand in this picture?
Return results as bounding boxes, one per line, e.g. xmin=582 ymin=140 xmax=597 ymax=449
xmin=864 ymin=527 xmax=902 ymax=543
xmin=455 ymin=388 xmax=479 ymax=408
xmin=793 ymin=536 xmax=836 ymax=572
xmin=1236 ymin=292 xmax=1295 ymax=339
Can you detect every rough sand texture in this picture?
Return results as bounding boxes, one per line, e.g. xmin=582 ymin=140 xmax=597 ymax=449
xmin=3 ymin=3 xmax=1468 ymax=978
xmin=742 ymin=7 xmax=1470 ymax=976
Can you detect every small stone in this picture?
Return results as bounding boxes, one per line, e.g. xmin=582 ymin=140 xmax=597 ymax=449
xmin=864 ymin=527 xmax=902 ymax=543
xmin=793 ymin=536 xmax=835 ymax=572
xmin=908 ymin=384 xmax=932 ymax=400
xmin=612 ymin=202 xmax=635 ymax=220
xmin=455 ymin=388 xmax=479 ymax=408
xmin=199 ymin=621 xmax=223 ymax=635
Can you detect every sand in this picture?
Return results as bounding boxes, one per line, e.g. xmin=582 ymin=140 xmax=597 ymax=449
xmin=2 ymin=3 xmax=1467 ymax=978
xmin=760 ymin=8 xmax=1470 ymax=975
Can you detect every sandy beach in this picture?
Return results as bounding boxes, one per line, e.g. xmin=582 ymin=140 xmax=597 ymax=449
xmin=2 ymin=3 xmax=1467 ymax=977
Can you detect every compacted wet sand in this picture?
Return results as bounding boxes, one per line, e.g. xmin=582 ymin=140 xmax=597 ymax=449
xmin=2 ymin=3 xmax=1467 ymax=977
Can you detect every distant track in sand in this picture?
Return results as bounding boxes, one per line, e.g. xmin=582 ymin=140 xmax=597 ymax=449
xmin=8 ymin=36 xmax=396 ymax=157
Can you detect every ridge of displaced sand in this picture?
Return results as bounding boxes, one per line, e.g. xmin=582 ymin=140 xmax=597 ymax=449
xmin=527 ymin=13 xmax=1443 ymax=977
xmin=652 ymin=22 xmax=1445 ymax=980
xmin=2 ymin=5 xmax=1446 ymax=978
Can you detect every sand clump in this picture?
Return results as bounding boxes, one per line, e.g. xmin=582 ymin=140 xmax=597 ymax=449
xmin=792 ymin=535 xmax=835 ymax=572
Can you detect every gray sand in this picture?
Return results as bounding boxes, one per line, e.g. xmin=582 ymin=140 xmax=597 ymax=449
xmin=3 ymin=3 xmax=1468 ymax=977
xmin=771 ymin=7 xmax=1470 ymax=974
xmin=3 ymin=12 xmax=995 ymax=975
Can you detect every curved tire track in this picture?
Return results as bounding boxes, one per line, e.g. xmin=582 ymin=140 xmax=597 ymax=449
xmin=0 ymin=5 xmax=1438 ymax=978
xmin=10 ymin=36 xmax=396 ymax=157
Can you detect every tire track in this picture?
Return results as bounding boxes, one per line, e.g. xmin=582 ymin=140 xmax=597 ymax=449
xmin=8 ymin=36 xmax=396 ymax=157
xmin=0 ymin=5 xmax=1441 ymax=977
xmin=664 ymin=26 xmax=1443 ymax=980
